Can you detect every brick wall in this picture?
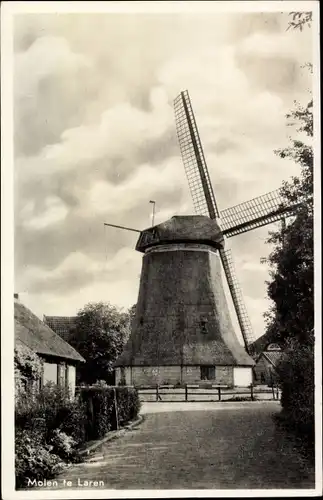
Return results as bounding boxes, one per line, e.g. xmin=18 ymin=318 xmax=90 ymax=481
xmin=184 ymin=366 xmax=233 ymax=385
xmin=215 ymin=366 xmax=233 ymax=385
xmin=131 ymin=366 xmax=182 ymax=385
xmin=116 ymin=365 xmax=234 ymax=386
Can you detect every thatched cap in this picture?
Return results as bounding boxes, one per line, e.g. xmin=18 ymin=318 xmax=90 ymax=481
xmin=136 ymin=215 xmax=224 ymax=253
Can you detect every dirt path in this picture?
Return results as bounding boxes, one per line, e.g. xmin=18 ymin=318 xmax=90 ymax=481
xmin=32 ymin=402 xmax=315 ymax=490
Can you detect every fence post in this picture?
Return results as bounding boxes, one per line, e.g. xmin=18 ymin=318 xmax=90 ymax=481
xmin=271 ymin=384 xmax=275 ymax=400
xmin=185 ymin=384 xmax=188 ymax=402
xmin=218 ymin=387 xmax=221 ymax=402
xmin=113 ymin=387 xmax=119 ymax=431
xmin=156 ymin=384 xmax=159 ymax=402
xmin=250 ymin=384 xmax=254 ymax=401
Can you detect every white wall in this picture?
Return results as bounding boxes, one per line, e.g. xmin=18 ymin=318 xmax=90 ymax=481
xmin=43 ymin=362 xmax=58 ymax=385
xmin=67 ymin=365 xmax=76 ymax=397
xmin=57 ymin=363 xmax=66 ymax=386
xmin=233 ymin=367 xmax=252 ymax=387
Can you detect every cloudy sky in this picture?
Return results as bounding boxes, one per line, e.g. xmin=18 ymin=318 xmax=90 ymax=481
xmin=13 ymin=6 xmax=313 ymax=342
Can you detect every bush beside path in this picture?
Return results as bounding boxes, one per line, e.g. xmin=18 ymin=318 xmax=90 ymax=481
xmin=15 ymin=384 xmax=141 ymax=489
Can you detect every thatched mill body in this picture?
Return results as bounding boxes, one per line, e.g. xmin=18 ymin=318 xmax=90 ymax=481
xmin=115 ymin=216 xmax=254 ymax=386
xmin=107 ymin=91 xmax=298 ymax=387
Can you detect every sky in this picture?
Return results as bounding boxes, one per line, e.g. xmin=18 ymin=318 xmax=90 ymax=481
xmin=13 ymin=7 xmax=313 ymax=342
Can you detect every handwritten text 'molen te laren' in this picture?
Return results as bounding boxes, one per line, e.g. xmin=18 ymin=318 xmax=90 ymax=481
xmin=27 ymin=478 xmax=105 ymax=488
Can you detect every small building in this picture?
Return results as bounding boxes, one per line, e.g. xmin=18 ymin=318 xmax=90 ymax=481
xmin=249 ymin=332 xmax=277 ymax=357
xmin=15 ymin=297 xmax=85 ymax=396
xmin=253 ymin=343 xmax=283 ymax=386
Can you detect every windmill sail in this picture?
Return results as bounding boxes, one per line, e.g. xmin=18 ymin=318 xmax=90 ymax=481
xmin=219 ymin=248 xmax=254 ymax=347
xmin=174 ymin=90 xmax=255 ymax=351
xmin=174 ymin=91 xmax=219 ymax=219
xmin=220 ymin=190 xmax=299 ymax=238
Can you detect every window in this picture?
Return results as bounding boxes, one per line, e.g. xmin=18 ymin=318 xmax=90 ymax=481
xmin=200 ymin=318 xmax=208 ymax=334
xmin=267 ymin=343 xmax=281 ymax=351
xmin=43 ymin=362 xmax=58 ymax=385
xmin=200 ymin=366 xmax=215 ymax=380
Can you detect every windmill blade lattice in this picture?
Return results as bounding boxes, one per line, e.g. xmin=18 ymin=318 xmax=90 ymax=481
xmin=220 ymin=189 xmax=299 ymax=238
xmin=174 ymin=91 xmax=219 ymax=219
xmin=219 ymin=248 xmax=254 ymax=348
xmin=174 ymin=90 xmax=255 ymax=350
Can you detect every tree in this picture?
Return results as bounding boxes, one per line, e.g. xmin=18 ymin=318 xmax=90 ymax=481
xmin=287 ymin=11 xmax=313 ymax=31
xmin=68 ymin=302 xmax=131 ymax=385
xmin=262 ymin=15 xmax=314 ymax=446
xmin=263 ymin=99 xmax=314 ymax=448
xmin=264 ymin=99 xmax=313 ymax=346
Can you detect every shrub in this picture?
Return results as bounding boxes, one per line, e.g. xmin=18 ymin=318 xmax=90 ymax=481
xmin=15 ymin=383 xmax=87 ymax=445
xmin=15 ymin=384 xmax=141 ymax=487
xmin=15 ymin=428 xmax=64 ymax=489
xmin=93 ymin=380 xmax=109 ymax=387
xmin=15 ymin=384 xmax=87 ymax=488
xmin=276 ymin=338 xmax=314 ymax=450
xmin=224 ymin=396 xmax=258 ymax=402
xmin=49 ymin=429 xmax=81 ymax=462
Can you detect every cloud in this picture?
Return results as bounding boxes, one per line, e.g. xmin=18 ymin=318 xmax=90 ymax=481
xmin=243 ymin=263 xmax=267 ymax=275
xmin=20 ymin=247 xmax=142 ymax=295
xmin=15 ymin=36 xmax=90 ymax=97
xmin=19 ymin=196 xmax=68 ymax=230
xmin=40 ymin=87 xmax=172 ymax=170
xmin=14 ymin=35 xmax=92 ymax=157
xmin=238 ymin=29 xmax=312 ymax=62
xmin=13 ymin=12 xmax=313 ymax=339
xmin=83 ymin=157 xmax=185 ymax=216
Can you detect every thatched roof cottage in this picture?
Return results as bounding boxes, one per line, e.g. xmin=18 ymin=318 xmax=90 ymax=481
xmin=14 ymin=296 xmax=85 ymax=395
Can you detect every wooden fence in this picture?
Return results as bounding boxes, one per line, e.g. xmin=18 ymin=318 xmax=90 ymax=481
xmin=136 ymin=384 xmax=281 ymax=402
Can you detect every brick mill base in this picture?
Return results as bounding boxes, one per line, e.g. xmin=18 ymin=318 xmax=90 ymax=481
xmin=115 ymin=366 xmax=253 ymax=387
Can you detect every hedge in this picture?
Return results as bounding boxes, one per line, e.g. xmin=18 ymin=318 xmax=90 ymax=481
xmin=78 ymin=386 xmax=141 ymax=441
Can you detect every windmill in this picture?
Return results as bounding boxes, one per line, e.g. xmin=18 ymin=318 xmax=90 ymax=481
xmin=106 ymin=90 xmax=299 ymax=387
xmin=173 ymin=91 xmax=299 ymax=352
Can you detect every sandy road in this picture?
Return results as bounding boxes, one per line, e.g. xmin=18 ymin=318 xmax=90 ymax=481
xmin=31 ymin=401 xmax=315 ymax=491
